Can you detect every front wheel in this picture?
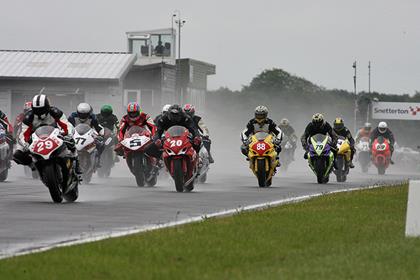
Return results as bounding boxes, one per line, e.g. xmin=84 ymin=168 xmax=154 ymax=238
xmin=315 ymin=158 xmax=328 ymax=184
xmin=257 ymin=158 xmax=267 ymax=188
xmin=378 ymin=165 xmax=386 ymax=175
xmin=173 ymin=159 xmax=184 ymax=192
xmin=133 ymin=154 xmax=145 ymax=187
xmin=42 ymin=163 xmax=63 ymax=203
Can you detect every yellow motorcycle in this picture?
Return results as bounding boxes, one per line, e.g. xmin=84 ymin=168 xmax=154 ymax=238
xmin=247 ymin=132 xmax=279 ymax=187
xmin=333 ymin=136 xmax=351 ymax=182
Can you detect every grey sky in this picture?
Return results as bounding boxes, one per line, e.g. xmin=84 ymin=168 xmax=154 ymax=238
xmin=0 ymin=0 xmax=419 ymax=94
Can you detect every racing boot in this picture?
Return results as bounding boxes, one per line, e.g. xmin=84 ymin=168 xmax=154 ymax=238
xmin=349 ymin=160 xmax=355 ymax=168
xmin=390 ymin=159 xmax=395 ymax=165
xmin=303 ymin=152 xmax=308 ymax=160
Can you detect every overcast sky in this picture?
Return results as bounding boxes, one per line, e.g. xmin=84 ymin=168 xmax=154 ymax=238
xmin=1 ymin=0 xmax=419 ymax=94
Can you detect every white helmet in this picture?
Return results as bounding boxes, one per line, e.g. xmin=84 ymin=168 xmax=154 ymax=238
xmin=32 ymin=94 xmax=50 ymax=119
xmin=77 ymin=103 xmax=92 ymax=120
xmin=162 ymin=104 xmax=171 ymax=114
xmin=255 ymin=105 xmax=268 ymax=121
xmin=378 ymin=121 xmax=388 ymax=133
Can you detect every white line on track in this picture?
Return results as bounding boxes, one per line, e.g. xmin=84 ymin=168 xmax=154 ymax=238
xmin=0 ymin=184 xmax=388 ymax=260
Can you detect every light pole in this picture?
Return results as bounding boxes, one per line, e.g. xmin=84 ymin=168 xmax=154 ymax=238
xmin=368 ymin=61 xmax=371 ymax=93
xmin=173 ymin=10 xmax=186 ymax=60
xmin=353 ymin=61 xmax=358 ymax=133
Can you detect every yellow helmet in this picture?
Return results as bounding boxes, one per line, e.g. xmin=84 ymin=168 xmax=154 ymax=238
xmin=333 ymin=117 xmax=345 ymax=131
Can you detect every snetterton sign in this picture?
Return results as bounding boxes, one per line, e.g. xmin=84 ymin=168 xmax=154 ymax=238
xmin=372 ymin=102 xmax=420 ymax=120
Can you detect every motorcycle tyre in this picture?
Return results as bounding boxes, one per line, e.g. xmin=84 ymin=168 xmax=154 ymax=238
xmin=134 ymin=154 xmax=145 ymax=187
xmin=173 ymin=159 xmax=184 ymax=192
xmin=63 ymin=184 xmax=79 ymax=202
xmin=42 ymin=164 xmax=63 ymax=203
xmin=257 ymin=158 xmax=267 ymax=188
xmin=0 ymin=169 xmax=8 ymax=182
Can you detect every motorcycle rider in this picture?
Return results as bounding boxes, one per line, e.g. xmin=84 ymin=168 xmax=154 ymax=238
xmin=96 ymin=104 xmax=119 ymax=131
xmin=0 ymin=109 xmax=14 ymax=165
xmin=332 ymin=118 xmax=355 ymax=168
xmin=14 ymin=102 xmax=32 ymax=139
xmin=241 ymin=105 xmax=283 ymax=159
xmin=355 ymin=122 xmax=372 ymax=143
xmin=301 ymin=113 xmax=338 ymax=160
xmin=154 ymin=104 xmax=201 ymax=153
xmin=68 ymin=103 xmax=105 ymax=167
xmin=114 ymin=102 xmax=157 ymax=156
xmin=154 ymin=104 xmax=171 ymax=124
xmin=183 ymin=104 xmax=214 ymax=163
xmin=278 ymin=118 xmax=297 ymax=160
xmin=370 ymin=121 xmax=395 ymax=164
xmin=13 ymin=94 xmax=81 ymax=174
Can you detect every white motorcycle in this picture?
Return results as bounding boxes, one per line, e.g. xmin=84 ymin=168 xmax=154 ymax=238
xmin=0 ymin=127 xmax=10 ymax=182
xmin=356 ymin=136 xmax=371 ymax=173
xmin=280 ymin=136 xmax=296 ymax=171
xmin=74 ymin=124 xmax=98 ymax=184
xmin=197 ymin=144 xmax=210 ymax=183
xmin=28 ymin=126 xmax=79 ymax=203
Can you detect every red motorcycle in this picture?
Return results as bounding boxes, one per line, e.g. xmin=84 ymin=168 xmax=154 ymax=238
xmin=163 ymin=126 xmax=199 ymax=192
xmin=120 ymin=126 xmax=158 ymax=187
xmin=371 ymin=136 xmax=391 ymax=175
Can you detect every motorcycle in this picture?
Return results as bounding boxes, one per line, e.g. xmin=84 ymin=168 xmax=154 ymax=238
xmin=197 ymin=143 xmax=210 ymax=183
xmin=162 ymin=126 xmax=198 ymax=192
xmin=0 ymin=127 xmax=10 ymax=182
xmin=333 ymin=136 xmax=351 ymax=182
xmin=279 ymin=136 xmax=296 ymax=171
xmin=247 ymin=132 xmax=278 ymax=188
xmin=121 ymin=126 xmax=158 ymax=187
xmin=356 ymin=136 xmax=370 ymax=173
xmin=97 ymin=127 xmax=116 ymax=178
xmin=307 ymin=134 xmax=334 ymax=184
xmin=74 ymin=124 xmax=97 ymax=184
xmin=371 ymin=136 xmax=391 ymax=175
xmin=28 ymin=126 xmax=79 ymax=203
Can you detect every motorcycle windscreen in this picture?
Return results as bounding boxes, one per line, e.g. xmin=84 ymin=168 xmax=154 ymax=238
xmin=34 ymin=126 xmax=56 ymax=139
xmin=254 ymin=132 xmax=270 ymax=141
xmin=75 ymin=124 xmax=92 ymax=135
xmin=125 ymin=126 xmax=150 ymax=137
xmin=310 ymin=134 xmax=329 ymax=156
xmin=166 ymin=126 xmax=188 ymax=137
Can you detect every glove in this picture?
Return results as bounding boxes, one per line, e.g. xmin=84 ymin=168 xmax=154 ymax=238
xmin=243 ymin=138 xmax=251 ymax=146
xmin=154 ymin=138 xmax=162 ymax=148
xmin=193 ymin=136 xmax=201 ymax=146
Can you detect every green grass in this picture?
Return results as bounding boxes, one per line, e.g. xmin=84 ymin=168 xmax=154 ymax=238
xmin=1 ymin=185 xmax=420 ymax=280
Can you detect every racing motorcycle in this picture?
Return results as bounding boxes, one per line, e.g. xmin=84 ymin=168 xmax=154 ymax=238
xmin=162 ymin=126 xmax=198 ymax=192
xmin=0 ymin=127 xmax=10 ymax=182
xmin=28 ymin=126 xmax=79 ymax=203
xmin=307 ymin=134 xmax=334 ymax=184
xmin=371 ymin=136 xmax=391 ymax=175
xmin=333 ymin=136 xmax=351 ymax=182
xmin=246 ymin=132 xmax=278 ymax=187
xmin=356 ymin=136 xmax=370 ymax=173
xmin=120 ymin=126 xmax=158 ymax=187
xmin=74 ymin=124 xmax=97 ymax=184
xmin=279 ymin=136 xmax=296 ymax=171
xmin=97 ymin=127 xmax=116 ymax=178
xmin=197 ymin=143 xmax=210 ymax=183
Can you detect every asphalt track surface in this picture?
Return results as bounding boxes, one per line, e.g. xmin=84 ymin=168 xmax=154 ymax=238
xmin=0 ymin=158 xmax=418 ymax=258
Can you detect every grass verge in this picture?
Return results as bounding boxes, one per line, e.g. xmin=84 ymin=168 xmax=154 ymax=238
xmin=1 ymin=184 xmax=420 ymax=279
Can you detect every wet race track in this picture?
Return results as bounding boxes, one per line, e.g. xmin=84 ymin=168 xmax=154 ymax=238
xmin=1 ymin=155 xmax=418 ymax=258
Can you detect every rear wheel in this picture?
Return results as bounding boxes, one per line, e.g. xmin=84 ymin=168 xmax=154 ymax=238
xmin=335 ymin=156 xmax=345 ymax=182
xmin=133 ymin=154 xmax=145 ymax=187
xmin=257 ymin=159 xmax=267 ymax=188
xmin=0 ymin=169 xmax=8 ymax=182
xmin=42 ymin=164 xmax=63 ymax=203
xmin=199 ymin=172 xmax=207 ymax=183
xmin=63 ymin=184 xmax=79 ymax=202
xmin=173 ymin=159 xmax=184 ymax=192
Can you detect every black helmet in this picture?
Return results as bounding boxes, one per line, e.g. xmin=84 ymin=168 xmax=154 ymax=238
xmin=333 ymin=118 xmax=345 ymax=131
xmin=32 ymin=94 xmax=51 ymax=119
xmin=168 ymin=104 xmax=183 ymax=122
